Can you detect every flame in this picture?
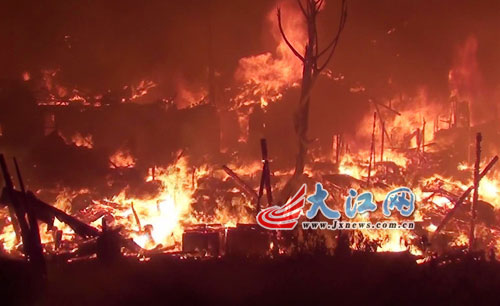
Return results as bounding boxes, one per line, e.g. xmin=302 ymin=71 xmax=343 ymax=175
xmin=127 ymin=79 xmax=157 ymax=102
xmin=334 ymin=88 xmax=500 ymax=257
xmin=0 ymin=212 xmax=17 ymax=252
xmin=22 ymin=71 xmax=31 ymax=81
xmin=479 ymin=174 xmax=500 ymax=208
xmin=110 ymin=150 xmax=136 ymax=168
xmin=69 ymin=133 xmax=94 ymax=149
xmin=3 ymin=6 xmax=500 ymax=264
xmin=234 ymin=1 xmax=306 ymax=110
xmin=175 ymin=81 xmax=207 ymax=109
xmin=100 ymin=156 xmax=255 ymax=250
xmin=41 ymin=69 xmax=68 ymax=98
xmin=448 ymin=36 xmax=482 ymax=102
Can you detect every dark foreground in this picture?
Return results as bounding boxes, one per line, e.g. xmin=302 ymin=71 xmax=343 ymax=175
xmin=2 ymin=253 xmax=500 ymax=306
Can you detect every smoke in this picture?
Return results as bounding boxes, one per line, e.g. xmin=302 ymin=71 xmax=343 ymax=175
xmin=0 ymin=1 xmax=497 ymax=92
xmin=1 ymin=0 xmax=500 ymax=131
xmin=0 ymin=0 xmax=273 ymax=92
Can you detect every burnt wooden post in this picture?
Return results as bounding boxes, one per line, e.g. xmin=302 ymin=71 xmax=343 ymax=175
xmin=335 ymin=134 xmax=342 ymax=164
xmin=257 ymin=139 xmax=273 ymax=212
xmin=222 ymin=165 xmax=258 ymax=202
xmin=0 ymin=154 xmax=45 ymax=277
xmin=367 ymin=112 xmax=376 ymax=186
xmin=97 ymin=217 xmax=121 ymax=263
xmin=372 ymin=99 xmax=398 ymax=150
xmin=131 ymin=202 xmax=142 ymax=232
xmin=380 ymin=122 xmax=385 ymax=162
xmin=469 ymin=133 xmax=482 ymax=251
xmin=422 ymin=119 xmax=426 ymax=153
xmin=13 ymin=158 xmax=46 ymax=276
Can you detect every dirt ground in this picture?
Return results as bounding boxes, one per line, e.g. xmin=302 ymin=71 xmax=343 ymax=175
xmin=2 ymin=253 xmax=500 ymax=306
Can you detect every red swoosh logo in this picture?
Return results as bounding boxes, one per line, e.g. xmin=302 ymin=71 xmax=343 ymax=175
xmin=256 ymin=184 xmax=306 ymax=230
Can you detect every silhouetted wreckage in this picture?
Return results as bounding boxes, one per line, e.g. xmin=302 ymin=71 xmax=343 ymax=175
xmin=0 ymin=154 xmax=144 ymax=268
xmin=1 ymin=128 xmax=499 ymax=263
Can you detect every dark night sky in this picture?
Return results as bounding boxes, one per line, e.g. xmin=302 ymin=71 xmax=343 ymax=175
xmin=1 ymin=0 xmax=500 ymax=106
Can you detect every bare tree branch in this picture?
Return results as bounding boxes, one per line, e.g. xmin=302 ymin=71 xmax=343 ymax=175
xmin=316 ymin=0 xmax=347 ymax=72
xmin=316 ymin=0 xmax=347 ymax=57
xmin=275 ymin=0 xmax=348 ymax=200
xmin=297 ymin=0 xmax=307 ymax=17
xmin=277 ymin=8 xmax=305 ymax=62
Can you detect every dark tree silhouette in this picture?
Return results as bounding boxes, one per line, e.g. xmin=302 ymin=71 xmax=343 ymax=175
xmin=278 ymin=0 xmax=347 ymax=197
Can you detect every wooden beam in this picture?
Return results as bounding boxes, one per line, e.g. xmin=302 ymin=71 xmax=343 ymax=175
xmin=469 ymin=133 xmax=482 ymax=251
xmin=0 ymin=154 xmax=32 ymax=257
xmin=13 ymin=157 xmax=46 ymax=276
xmin=433 ymin=155 xmax=498 ymax=237
xmin=222 ymin=165 xmax=258 ymax=202
xmin=1 ymin=189 xmax=100 ymax=238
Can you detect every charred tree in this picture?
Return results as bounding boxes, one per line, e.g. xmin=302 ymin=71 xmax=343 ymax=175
xmin=278 ymin=0 xmax=347 ymax=198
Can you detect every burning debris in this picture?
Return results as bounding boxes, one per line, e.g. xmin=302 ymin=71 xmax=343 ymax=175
xmin=1 ymin=1 xmax=500 ymax=304
xmin=1 ymin=110 xmax=500 ymax=264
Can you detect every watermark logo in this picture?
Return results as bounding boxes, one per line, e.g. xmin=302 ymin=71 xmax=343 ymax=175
xmin=306 ymin=183 xmax=341 ymax=219
xmin=256 ymin=183 xmax=416 ymax=231
xmin=382 ymin=187 xmax=415 ymax=217
xmin=256 ymin=184 xmax=306 ymax=230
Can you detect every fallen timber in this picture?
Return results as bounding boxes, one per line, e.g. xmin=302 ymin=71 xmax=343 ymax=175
xmin=0 ymin=184 xmax=143 ymax=262
xmin=221 ymin=165 xmax=259 ymax=202
xmin=469 ymin=133 xmax=482 ymax=250
xmin=257 ymin=138 xmax=273 ymax=210
xmin=433 ymin=155 xmax=499 ymax=237
xmin=0 ymin=188 xmax=100 ymax=238
xmin=0 ymin=153 xmax=122 ymax=264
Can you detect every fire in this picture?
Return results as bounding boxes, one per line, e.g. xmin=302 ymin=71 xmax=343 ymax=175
xmin=110 ymin=150 xmax=136 ymax=168
xmin=22 ymin=71 xmax=30 ymax=81
xmin=479 ymin=174 xmax=500 ymax=208
xmin=127 ymin=157 xmax=194 ymax=249
xmin=3 ymin=1 xmax=500 ymax=265
xmin=175 ymin=81 xmax=207 ymax=109
xmin=234 ymin=1 xmax=306 ymax=109
xmin=332 ymin=83 xmax=500 ymax=257
xmin=99 ymin=155 xmax=257 ymax=250
xmin=448 ymin=36 xmax=482 ymax=104
xmin=41 ymin=69 xmax=68 ymax=99
xmin=128 ymin=80 xmax=157 ymax=102
xmin=353 ymin=92 xmax=443 ymax=154
xmin=68 ymin=133 xmax=94 ymax=149
xmin=0 ymin=213 xmax=17 ymax=252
